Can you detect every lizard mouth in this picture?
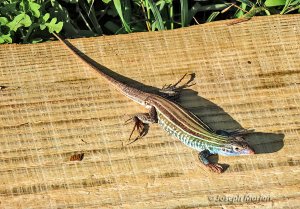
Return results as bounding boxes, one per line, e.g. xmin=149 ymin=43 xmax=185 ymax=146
xmin=239 ymin=148 xmax=255 ymax=155
xmin=246 ymin=148 xmax=255 ymax=155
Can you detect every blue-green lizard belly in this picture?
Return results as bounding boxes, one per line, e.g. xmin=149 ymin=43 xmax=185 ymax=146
xmin=157 ymin=112 xmax=209 ymax=152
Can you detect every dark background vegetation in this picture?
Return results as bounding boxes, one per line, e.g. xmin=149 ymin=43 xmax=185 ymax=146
xmin=0 ymin=0 xmax=299 ymax=43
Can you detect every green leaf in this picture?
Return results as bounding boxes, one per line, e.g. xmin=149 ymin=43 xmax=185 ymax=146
xmin=113 ymin=0 xmax=132 ymax=32
xmin=43 ymin=13 xmax=50 ymax=22
xmin=40 ymin=13 xmax=50 ymax=31
xmin=45 ymin=18 xmax=63 ymax=33
xmin=280 ymin=0 xmax=300 ymax=14
xmin=235 ymin=2 xmax=247 ymax=18
xmin=31 ymin=38 xmax=43 ymax=43
xmin=122 ymin=0 xmax=132 ymax=25
xmin=0 ymin=33 xmax=12 ymax=43
xmin=40 ymin=24 xmax=46 ymax=30
xmin=147 ymin=0 xmax=165 ymax=30
xmin=7 ymin=13 xmax=32 ymax=32
xmin=151 ymin=21 xmax=158 ymax=31
xmin=265 ymin=0 xmax=286 ymax=6
xmin=29 ymin=2 xmax=41 ymax=18
xmin=48 ymin=1 xmax=81 ymax=36
xmin=62 ymin=0 xmax=78 ymax=3
xmin=53 ymin=22 xmax=63 ymax=33
xmin=78 ymin=0 xmax=103 ymax=34
xmin=243 ymin=6 xmax=265 ymax=18
xmin=0 ymin=17 xmax=9 ymax=25
xmin=206 ymin=12 xmax=220 ymax=22
xmin=102 ymin=0 xmax=112 ymax=3
xmin=180 ymin=0 xmax=188 ymax=27
xmin=290 ymin=0 xmax=300 ymax=6
xmin=49 ymin=17 xmax=57 ymax=25
xmin=156 ymin=0 xmax=166 ymax=11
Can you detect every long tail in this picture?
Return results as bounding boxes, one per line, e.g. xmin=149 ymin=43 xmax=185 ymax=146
xmin=52 ymin=33 xmax=149 ymax=105
xmin=52 ymin=33 xmax=127 ymax=91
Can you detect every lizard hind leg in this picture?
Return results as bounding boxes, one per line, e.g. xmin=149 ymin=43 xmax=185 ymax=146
xmin=124 ymin=107 xmax=158 ymax=145
xmin=159 ymin=73 xmax=195 ymax=100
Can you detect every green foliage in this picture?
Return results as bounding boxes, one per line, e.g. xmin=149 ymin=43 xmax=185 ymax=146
xmin=0 ymin=0 xmax=63 ymax=43
xmin=113 ymin=0 xmax=132 ymax=32
xmin=147 ymin=0 xmax=165 ymax=30
xmin=280 ymin=0 xmax=300 ymax=14
xmin=206 ymin=12 xmax=220 ymax=22
xmin=180 ymin=0 xmax=188 ymax=27
xmin=0 ymin=0 xmax=298 ymax=44
xmin=265 ymin=0 xmax=286 ymax=6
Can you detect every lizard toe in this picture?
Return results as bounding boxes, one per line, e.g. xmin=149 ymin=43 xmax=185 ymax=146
xmin=206 ymin=163 xmax=223 ymax=174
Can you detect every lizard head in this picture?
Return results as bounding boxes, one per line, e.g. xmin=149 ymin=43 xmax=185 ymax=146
xmin=219 ymin=137 xmax=255 ymax=156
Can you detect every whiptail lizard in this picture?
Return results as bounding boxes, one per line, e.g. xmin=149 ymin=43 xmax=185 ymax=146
xmin=53 ymin=33 xmax=254 ymax=173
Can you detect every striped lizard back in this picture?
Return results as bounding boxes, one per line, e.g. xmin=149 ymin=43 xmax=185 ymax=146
xmin=147 ymin=95 xmax=232 ymax=153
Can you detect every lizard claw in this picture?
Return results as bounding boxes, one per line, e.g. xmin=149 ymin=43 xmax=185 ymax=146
xmin=125 ymin=116 xmax=147 ymax=145
xmin=159 ymin=73 xmax=195 ymax=99
xmin=206 ymin=163 xmax=223 ymax=173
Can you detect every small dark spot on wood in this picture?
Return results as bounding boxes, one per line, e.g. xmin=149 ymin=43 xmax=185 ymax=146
xmin=70 ymin=153 xmax=84 ymax=161
xmin=247 ymin=61 xmax=251 ymax=64
xmin=0 ymin=85 xmax=8 ymax=90
xmin=81 ymin=139 xmax=88 ymax=144
xmin=157 ymin=171 xmax=183 ymax=178
xmin=287 ymin=158 xmax=299 ymax=166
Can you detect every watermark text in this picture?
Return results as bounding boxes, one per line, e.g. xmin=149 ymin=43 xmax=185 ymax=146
xmin=208 ymin=194 xmax=271 ymax=203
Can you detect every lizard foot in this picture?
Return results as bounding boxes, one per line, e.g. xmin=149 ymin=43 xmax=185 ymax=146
xmin=159 ymin=73 xmax=195 ymax=100
xmin=124 ymin=116 xmax=148 ymax=145
xmin=206 ymin=163 xmax=223 ymax=173
xmin=124 ymin=107 xmax=157 ymax=146
xmin=198 ymin=150 xmax=224 ymax=174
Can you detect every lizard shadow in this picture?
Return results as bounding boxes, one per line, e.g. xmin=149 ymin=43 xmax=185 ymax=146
xmin=177 ymin=89 xmax=284 ymax=171
xmin=60 ymin=38 xmax=284 ymax=169
xmin=177 ymin=89 xmax=284 ymax=154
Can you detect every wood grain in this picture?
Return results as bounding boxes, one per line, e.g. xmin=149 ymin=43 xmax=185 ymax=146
xmin=0 ymin=15 xmax=300 ymax=209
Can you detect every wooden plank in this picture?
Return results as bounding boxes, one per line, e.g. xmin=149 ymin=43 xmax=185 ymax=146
xmin=0 ymin=15 xmax=300 ymax=208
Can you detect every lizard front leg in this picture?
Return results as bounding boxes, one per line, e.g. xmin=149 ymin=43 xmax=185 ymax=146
xmin=198 ymin=150 xmax=223 ymax=173
xmin=125 ymin=106 xmax=158 ymax=145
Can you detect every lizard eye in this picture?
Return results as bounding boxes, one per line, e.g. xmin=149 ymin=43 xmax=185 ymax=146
xmin=233 ymin=146 xmax=240 ymax=152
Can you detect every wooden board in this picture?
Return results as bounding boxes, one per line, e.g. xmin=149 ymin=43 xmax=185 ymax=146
xmin=0 ymin=15 xmax=300 ymax=208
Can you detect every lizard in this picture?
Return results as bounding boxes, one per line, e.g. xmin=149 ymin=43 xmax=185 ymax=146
xmin=53 ymin=33 xmax=255 ymax=173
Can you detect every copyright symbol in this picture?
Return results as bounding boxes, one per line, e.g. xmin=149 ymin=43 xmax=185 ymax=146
xmin=208 ymin=196 xmax=214 ymax=201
